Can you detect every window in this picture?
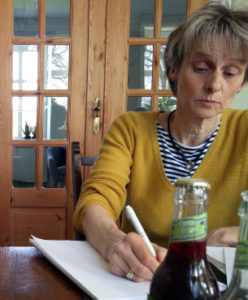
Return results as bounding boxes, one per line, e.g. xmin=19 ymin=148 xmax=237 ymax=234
xmin=12 ymin=0 xmax=70 ymax=189
xmin=127 ymin=0 xmax=187 ymax=112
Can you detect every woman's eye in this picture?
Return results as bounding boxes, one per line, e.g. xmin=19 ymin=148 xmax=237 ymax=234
xmin=194 ymin=66 xmax=207 ymax=73
xmin=224 ymin=72 xmax=235 ymax=77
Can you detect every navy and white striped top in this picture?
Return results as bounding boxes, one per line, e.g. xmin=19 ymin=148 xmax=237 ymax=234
xmin=157 ymin=122 xmax=220 ymax=183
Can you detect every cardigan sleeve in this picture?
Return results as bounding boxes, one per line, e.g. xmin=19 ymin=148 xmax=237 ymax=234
xmin=73 ymin=112 xmax=137 ymax=233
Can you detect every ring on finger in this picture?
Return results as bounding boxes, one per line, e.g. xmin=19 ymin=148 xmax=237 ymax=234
xmin=126 ymin=269 xmax=135 ymax=281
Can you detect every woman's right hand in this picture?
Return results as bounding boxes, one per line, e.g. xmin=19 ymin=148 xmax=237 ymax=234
xmin=82 ymin=205 xmax=167 ymax=282
xmin=107 ymin=232 xmax=167 ymax=282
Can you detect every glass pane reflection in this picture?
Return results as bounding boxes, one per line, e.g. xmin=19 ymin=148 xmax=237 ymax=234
xmin=127 ymin=97 xmax=151 ymax=111
xmin=43 ymin=147 xmax=66 ymax=188
xmin=130 ymin=0 xmax=154 ymax=37
xmin=161 ymin=0 xmax=186 ymax=38
xmin=43 ymin=97 xmax=68 ymax=140
xmin=44 ymin=45 xmax=69 ymax=90
xmin=12 ymin=147 xmax=36 ymax=188
xmin=14 ymin=0 xmax=38 ymax=37
xmin=158 ymin=96 xmax=177 ymax=112
xmin=12 ymin=97 xmax=37 ymax=140
xmin=13 ymin=45 xmax=38 ymax=90
xmin=159 ymin=45 xmax=170 ymax=90
xmin=128 ymin=45 xmax=153 ymax=90
xmin=46 ymin=0 xmax=70 ymax=37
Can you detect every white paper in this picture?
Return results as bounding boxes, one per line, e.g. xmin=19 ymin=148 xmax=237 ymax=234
xmin=224 ymin=247 xmax=236 ymax=285
xmin=207 ymin=246 xmax=236 ymax=289
xmin=30 ymin=236 xmax=150 ymax=300
xmin=30 ymin=236 xmax=236 ymax=300
xmin=206 ymin=246 xmax=226 ymax=274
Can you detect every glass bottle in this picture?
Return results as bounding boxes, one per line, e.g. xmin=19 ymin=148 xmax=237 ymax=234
xmin=220 ymin=190 xmax=248 ymax=300
xmin=148 ymin=178 xmax=220 ymax=300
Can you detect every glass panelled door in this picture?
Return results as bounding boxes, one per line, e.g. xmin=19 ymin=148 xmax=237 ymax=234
xmin=10 ymin=0 xmax=71 ymax=245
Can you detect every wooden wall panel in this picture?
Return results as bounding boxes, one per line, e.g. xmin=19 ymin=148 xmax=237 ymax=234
xmin=188 ymin=0 xmax=208 ymax=15
xmin=10 ymin=208 xmax=66 ymax=246
xmin=11 ymin=189 xmax=67 ymax=207
xmin=84 ymin=0 xmax=107 ymax=158
xmin=104 ymin=0 xmax=130 ymax=133
xmin=70 ymin=0 xmax=89 ymax=144
xmin=0 ymin=0 xmax=12 ymax=245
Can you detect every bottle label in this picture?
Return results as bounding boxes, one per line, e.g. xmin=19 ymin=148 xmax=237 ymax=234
xmin=234 ymin=241 xmax=248 ymax=270
xmin=169 ymin=213 xmax=207 ymax=243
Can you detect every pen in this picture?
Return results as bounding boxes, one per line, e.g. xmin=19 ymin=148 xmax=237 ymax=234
xmin=125 ymin=205 xmax=156 ymax=257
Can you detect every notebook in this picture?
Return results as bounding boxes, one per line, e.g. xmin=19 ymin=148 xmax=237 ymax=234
xmin=29 ymin=235 xmax=236 ymax=300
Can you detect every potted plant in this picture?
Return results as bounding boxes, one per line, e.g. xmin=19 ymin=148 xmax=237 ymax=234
xmin=31 ymin=125 xmax=36 ymax=139
xmin=23 ymin=122 xmax=32 ymax=139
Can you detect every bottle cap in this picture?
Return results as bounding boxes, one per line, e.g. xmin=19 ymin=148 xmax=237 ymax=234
xmin=175 ymin=178 xmax=210 ymax=189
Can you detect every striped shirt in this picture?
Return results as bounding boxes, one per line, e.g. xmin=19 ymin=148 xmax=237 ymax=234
xmin=157 ymin=122 xmax=220 ymax=183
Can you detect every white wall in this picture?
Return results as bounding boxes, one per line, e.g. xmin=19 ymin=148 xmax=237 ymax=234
xmin=229 ymin=85 xmax=248 ymax=110
xmin=232 ymin=0 xmax=248 ymax=9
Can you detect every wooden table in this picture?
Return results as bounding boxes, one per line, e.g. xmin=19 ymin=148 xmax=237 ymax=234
xmin=0 ymin=247 xmax=91 ymax=300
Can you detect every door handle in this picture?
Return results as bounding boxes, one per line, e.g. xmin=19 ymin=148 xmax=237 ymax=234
xmin=93 ymin=98 xmax=101 ymax=135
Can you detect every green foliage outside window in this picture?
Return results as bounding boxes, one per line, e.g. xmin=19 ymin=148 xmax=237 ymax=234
xmin=158 ymin=96 xmax=177 ymax=112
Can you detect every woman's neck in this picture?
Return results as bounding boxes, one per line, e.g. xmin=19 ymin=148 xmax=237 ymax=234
xmin=158 ymin=111 xmax=221 ymax=147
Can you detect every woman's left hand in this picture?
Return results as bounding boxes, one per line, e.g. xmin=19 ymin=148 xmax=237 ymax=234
xmin=207 ymin=226 xmax=239 ymax=247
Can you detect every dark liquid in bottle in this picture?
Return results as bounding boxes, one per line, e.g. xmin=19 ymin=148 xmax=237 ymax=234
xmin=149 ymin=240 xmax=220 ymax=300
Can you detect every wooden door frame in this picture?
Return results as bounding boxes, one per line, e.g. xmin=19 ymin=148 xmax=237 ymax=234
xmin=68 ymin=0 xmax=89 ymax=238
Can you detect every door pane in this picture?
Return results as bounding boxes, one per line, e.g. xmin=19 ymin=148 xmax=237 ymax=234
xmin=13 ymin=45 xmax=38 ymax=90
xmin=46 ymin=0 xmax=70 ymax=37
xmin=128 ymin=45 xmax=153 ymax=90
xmin=14 ymin=0 xmax=38 ymax=37
xmin=43 ymin=97 xmax=68 ymax=140
xmin=158 ymin=96 xmax=177 ymax=112
xmin=161 ymin=0 xmax=186 ymax=38
xmin=12 ymin=96 xmax=37 ymax=140
xmin=127 ymin=96 xmax=151 ymax=111
xmin=12 ymin=147 xmax=36 ymax=188
xmin=43 ymin=147 xmax=66 ymax=188
xmin=130 ymin=0 xmax=154 ymax=37
xmin=44 ymin=45 xmax=69 ymax=90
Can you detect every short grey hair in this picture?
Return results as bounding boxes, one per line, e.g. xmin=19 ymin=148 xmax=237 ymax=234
xmin=164 ymin=3 xmax=248 ymax=95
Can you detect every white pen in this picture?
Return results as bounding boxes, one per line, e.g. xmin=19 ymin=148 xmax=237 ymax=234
xmin=125 ymin=205 xmax=156 ymax=257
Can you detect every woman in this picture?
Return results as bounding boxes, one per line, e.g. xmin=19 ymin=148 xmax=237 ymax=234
xmin=73 ymin=4 xmax=248 ymax=282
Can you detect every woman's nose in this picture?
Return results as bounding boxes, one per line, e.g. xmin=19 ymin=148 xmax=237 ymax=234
xmin=204 ymin=72 xmax=222 ymax=93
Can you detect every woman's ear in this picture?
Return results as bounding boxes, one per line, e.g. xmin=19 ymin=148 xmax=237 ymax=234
xmin=169 ymin=69 xmax=178 ymax=82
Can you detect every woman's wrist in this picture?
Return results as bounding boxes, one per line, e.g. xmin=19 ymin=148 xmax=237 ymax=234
xmin=82 ymin=205 xmax=126 ymax=260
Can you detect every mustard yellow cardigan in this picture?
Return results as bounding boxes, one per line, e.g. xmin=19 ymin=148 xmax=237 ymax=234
xmin=73 ymin=109 xmax=248 ymax=247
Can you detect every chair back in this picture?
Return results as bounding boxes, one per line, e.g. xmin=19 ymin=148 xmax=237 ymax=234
xmin=47 ymin=147 xmax=66 ymax=187
xmin=71 ymin=142 xmax=97 ymax=239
